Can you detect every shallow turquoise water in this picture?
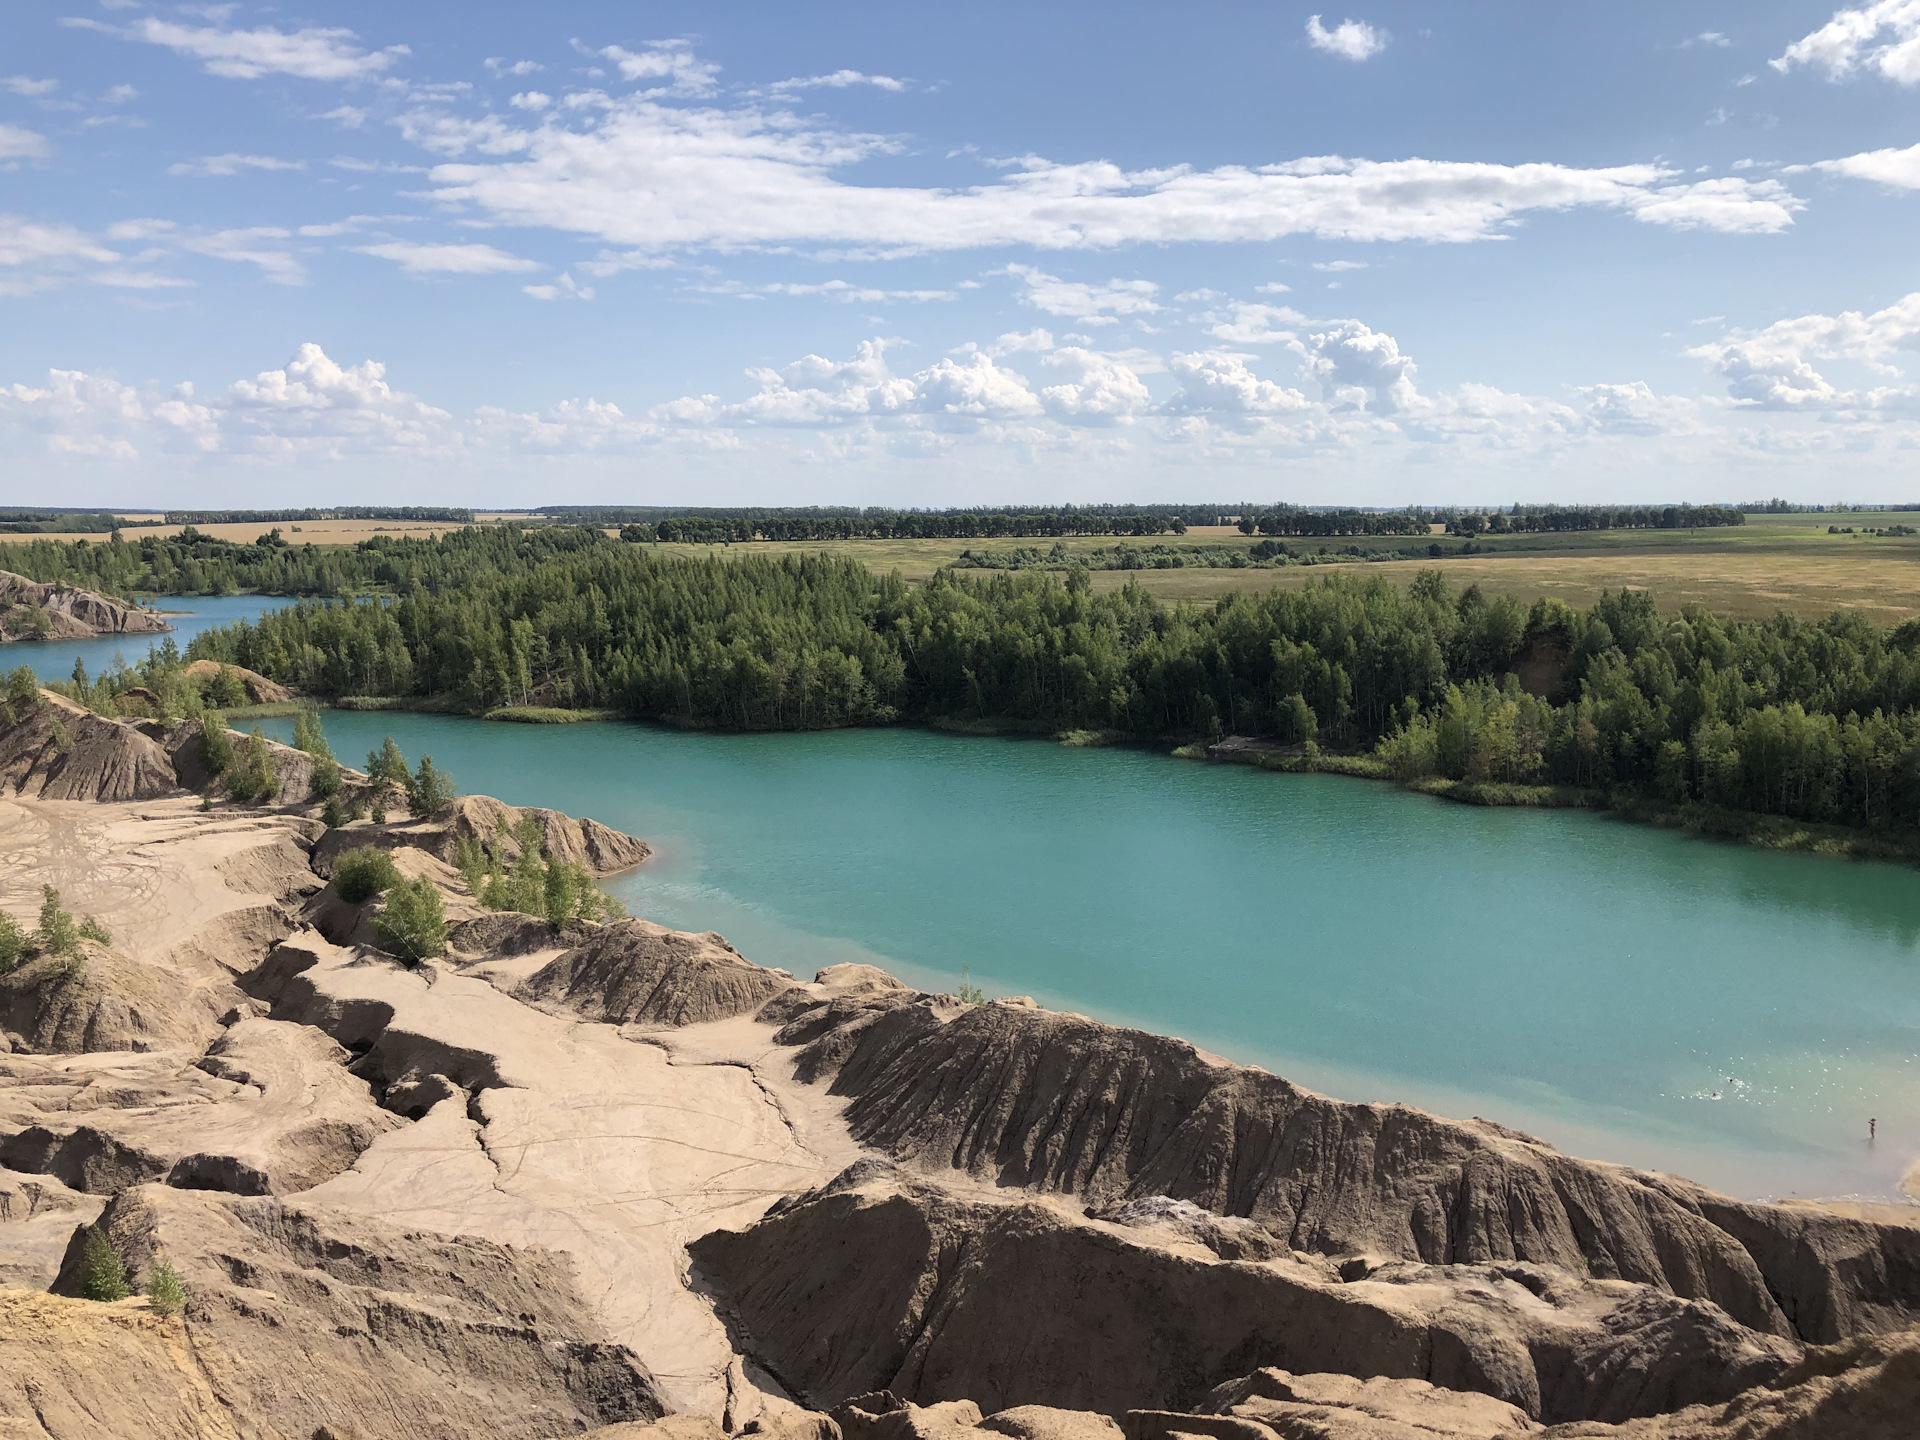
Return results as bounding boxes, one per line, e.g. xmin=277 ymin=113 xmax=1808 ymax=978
xmin=11 ymin=595 xmax=297 ymax=684
xmin=260 ymin=707 xmax=1920 ymax=1205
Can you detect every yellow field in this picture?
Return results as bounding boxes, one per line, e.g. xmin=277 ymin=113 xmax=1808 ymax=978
xmin=645 ymin=518 xmax=1920 ymax=622
xmin=0 ymin=519 xmax=473 ymax=546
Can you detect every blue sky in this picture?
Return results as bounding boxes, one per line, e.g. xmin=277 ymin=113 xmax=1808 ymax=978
xmin=4 ymin=1 xmax=1920 ymax=507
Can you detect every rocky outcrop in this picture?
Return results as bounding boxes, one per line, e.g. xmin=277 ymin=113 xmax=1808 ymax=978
xmin=0 ymin=945 xmax=242 ymax=1054
xmin=0 ymin=1166 xmax=102 ymax=1288
xmin=162 ymin=719 xmax=330 ymax=806
xmin=25 ymin=1182 xmax=665 ymax=1440
xmin=0 ymin=570 xmax=170 ymax=642
xmin=691 ymin=1164 xmax=1799 ymax=1426
xmin=311 ymin=791 xmax=650 ymax=876
xmin=0 ymin=691 xmax=177 ymax=800
xmin=519 ymin=917 xmax=796 ymax=1027
xmin=769 ymin=992 xmax=1920 ymax=1346
xmin=1196 ymin=1366 xmax=1537 ymax=1439
xmin=1539 ymin=1325 xmax=1920 ymax=1438
xmin=0 ymin=1019 xmax=403 ymax=1195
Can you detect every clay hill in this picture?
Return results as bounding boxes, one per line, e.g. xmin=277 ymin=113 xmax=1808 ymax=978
xmin=0 ymin=571 xmax=171 ymax=643
xmin=0 ymin=692 xmax=1914 ymax=1440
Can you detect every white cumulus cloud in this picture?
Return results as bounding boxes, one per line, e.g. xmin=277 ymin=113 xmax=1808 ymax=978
xmin=1811 ymin=139 xmax=1920 ymax=187
xmin=1773 ymin=1 xmax=1920 ymax=83
xmin=1306 ymin=15 xmax=1389 ymax=61
xmin=1687 ymin=293 xmax=1920 ymax=409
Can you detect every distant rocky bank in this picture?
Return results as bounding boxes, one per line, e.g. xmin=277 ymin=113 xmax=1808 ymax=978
xmin=0 ymin=570 xmax=171 ymax=644
xmin=0 ymin=692 xmax=1913 ymax=1439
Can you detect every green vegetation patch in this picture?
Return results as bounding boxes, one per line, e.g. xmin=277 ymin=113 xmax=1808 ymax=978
xmin=483 ymin=705 xmax=616 ymax=724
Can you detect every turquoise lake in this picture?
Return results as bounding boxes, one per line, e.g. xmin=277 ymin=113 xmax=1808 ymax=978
xmin=19 ymin=600 xmax=1920 ymax=1203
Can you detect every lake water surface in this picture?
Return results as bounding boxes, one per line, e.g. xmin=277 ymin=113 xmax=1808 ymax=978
xmin=25 ymin=597 xmax=1913 ymax=1204
xmin=12 ymin=595 xmax=296 ymax=685
xmin=254 ymin=707 xmax=1920 ymax=1207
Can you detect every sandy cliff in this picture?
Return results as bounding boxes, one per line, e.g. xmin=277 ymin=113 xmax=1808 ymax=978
xmin=0 ymin=571 xmax=170 ymax=644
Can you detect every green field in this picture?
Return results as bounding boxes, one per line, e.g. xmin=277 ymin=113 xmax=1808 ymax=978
xmin=639 ymin=514 xmax=1920 ymax=623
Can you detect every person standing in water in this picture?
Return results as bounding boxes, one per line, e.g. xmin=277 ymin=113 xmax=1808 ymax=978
xmin=1870 ymin=1118 xmax=1877 ymax=1141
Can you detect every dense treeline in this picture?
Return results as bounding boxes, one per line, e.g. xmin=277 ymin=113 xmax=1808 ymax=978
xmin=0 ymin=511 xmax=123 ymax=534
xmin=1236 ymin=509 xmax=1429 ymax=537
xmin=181 ymin=549 xmax=1920 ymax=835
xmin=619 ymin=510 xmax=1192 ymax=543
xmin=0 ymin=525 xmax=611 ymax=598
xmin=1451 ymin=505 xmax=1745 ymax=534
xmin=163 ymin=507 xmax=473 ymax=524
xmin=551 ymin=502 xmax=1232 ymax=527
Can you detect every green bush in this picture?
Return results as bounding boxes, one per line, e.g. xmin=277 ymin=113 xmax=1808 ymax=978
xmin=222 ymin=729 xmax=278 ymax=805
xmin=199 ymin=713 xmax=234 ymax=774
xmin=407 ymin=756 xmax=455 ymax=818
xmin=0 ymin=914 xmax=24 ymax=974
xmin=332 ymin=846 xmax=402 ymax=903
xmin=79 ymin=1230 xmax=131 ymax=1302
xmin=308 ymin=753 xmax=341 ymax=800
xmin=76 ymin=916 xmax=111 ymax=947
xmin=375 ymin=876 xmax=447 ymax=962
xmin=145 ymin=1258 xmax=186 ymax=1318
xmin=206 ymin=664 xmax=248 ymax=709
xmin=35 ymin=886 xmax=78 ymax=958
xmin=453 ymin=834 xmax=490 ymax=896
xmin=366 ymin=736 xmax=409 ymax=786
xmin=5 ymin=666 xmax=39 ymax=712
xmin=320 ymin=795 xmax=344 ymax=829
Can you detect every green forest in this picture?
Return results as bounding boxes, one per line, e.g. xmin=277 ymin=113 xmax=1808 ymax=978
xmin=0 ymin=525 xmax=609 ymax=599
xmin=161 ymin=543 xmax=1920 ymax=833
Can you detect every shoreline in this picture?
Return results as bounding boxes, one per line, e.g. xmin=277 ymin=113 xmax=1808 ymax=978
xmin=304 ymin=697 xmax=1920 ymax=873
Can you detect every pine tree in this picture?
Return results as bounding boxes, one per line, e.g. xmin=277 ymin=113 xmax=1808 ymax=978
xmin=145 ymin=1258 xmax=186 ymax=1318
xmin=79 ymin=1229 xmax=131 ymax=1302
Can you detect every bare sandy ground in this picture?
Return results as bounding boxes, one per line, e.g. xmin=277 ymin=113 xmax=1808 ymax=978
xmin=286 ymin=933 xmax=864 ymax=1421
xmin=0 ymin=797 xmax=311 ymax=973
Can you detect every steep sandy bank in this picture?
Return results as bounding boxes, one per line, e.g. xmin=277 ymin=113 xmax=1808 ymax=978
xmin=757 ymin=988 xmax=1920 ymax=1346
xmin=0 ymin=570 xmax=169 ymax=643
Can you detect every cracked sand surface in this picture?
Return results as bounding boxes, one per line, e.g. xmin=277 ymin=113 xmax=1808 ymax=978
xmin=276 ymin=936 xmax=864 ymax=1420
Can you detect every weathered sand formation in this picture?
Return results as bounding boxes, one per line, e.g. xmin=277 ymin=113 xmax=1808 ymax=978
xmin=311 ymin=791 xmax=652 ymax=876
xmin=178 ymin=658 xmax=292 ymax=704
xmin=751 ymin=991 xmax=1920 ymax=1346
xmin=0 ymin=570 xmax=170 ymax=644
xmin=0 ymin=696 xmax=1913 ymax=1438
xmin=0 ymin=691 xmax=177 ymax=802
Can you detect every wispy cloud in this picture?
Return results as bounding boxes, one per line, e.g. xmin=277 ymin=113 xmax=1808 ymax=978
xmin=767 ymin=70 xmax=908 ymax=95
xmin=63 ymin=17 xmax=408 ymax=82
xmin=352 ymin=241 xmax=542 ymax=276
xmin=167 ymin=153 xmax=306 ymax=177
xmin=0 ymin=125 xmax=51 ymax=162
